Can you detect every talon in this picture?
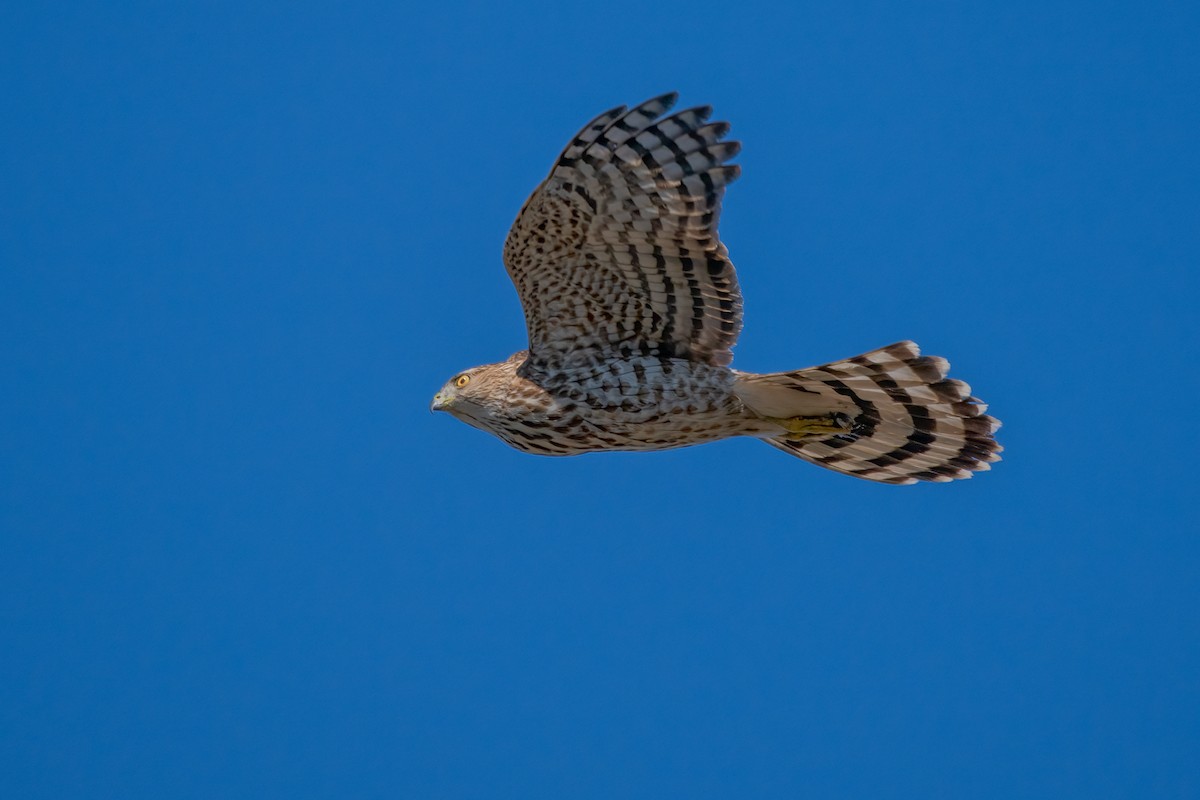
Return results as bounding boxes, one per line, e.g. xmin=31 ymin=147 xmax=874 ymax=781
xmin=765 ymin=413 xmax=855 ymax=440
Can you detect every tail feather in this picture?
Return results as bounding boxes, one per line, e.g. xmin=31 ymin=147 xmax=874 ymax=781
xmin=735 ymin=341 xmax=1002 ymax=485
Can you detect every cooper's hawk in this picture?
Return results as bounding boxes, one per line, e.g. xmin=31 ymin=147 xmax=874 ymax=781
xmin=431 ymin=93 xmax=1001 ymax=484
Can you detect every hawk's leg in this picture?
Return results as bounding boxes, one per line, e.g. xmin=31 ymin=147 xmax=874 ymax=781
xmin=764 ymin=413 xmax=855 ymax=441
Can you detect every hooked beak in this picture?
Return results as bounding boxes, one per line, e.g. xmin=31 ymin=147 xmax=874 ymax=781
xmin=430 ymin=391 xmax=450 ymax=413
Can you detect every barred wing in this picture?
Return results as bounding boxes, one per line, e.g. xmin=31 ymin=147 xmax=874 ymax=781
xmin=503 ymin=93 xmax=743 ymax=374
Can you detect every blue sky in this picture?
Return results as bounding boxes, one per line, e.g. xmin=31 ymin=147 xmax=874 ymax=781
xmin=3 ymin=2 xmax=1198 ymax=798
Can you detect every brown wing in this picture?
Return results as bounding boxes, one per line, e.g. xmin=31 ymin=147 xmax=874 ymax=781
xmin=503 ymin=93 xmax=743 ymax=374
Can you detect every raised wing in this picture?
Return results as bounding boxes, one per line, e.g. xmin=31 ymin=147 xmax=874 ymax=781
xmin=503 ymin=93 xmax=743 ymax=374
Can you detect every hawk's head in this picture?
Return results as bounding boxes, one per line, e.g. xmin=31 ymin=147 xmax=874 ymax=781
xmin=430 ymin=368 xmax=482 ymax=416
xmin=430 ymin=351 xmax=528 ymax=419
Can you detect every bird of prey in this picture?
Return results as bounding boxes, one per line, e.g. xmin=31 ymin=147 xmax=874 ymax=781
xmin=431 ymin=93 xmax=1001 ymax=484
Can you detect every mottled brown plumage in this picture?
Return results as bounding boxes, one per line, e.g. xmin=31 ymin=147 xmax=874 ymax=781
xmin=431 ymin=94 xmax=1002 ymax=484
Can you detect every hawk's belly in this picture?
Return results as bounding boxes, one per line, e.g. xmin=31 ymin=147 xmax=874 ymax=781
xmin=486 ymin=399 xmax=765 ymax=455
xmin=476 ymin=359 xmax=780 ymax=455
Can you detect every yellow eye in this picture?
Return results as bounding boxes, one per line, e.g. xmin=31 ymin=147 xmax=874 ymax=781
xmin=454 ymin=374 xmax=470 ymax=388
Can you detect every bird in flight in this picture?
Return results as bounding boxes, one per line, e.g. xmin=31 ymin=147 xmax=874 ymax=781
xmin=431 ymin=93 xmax=1001 ymax=484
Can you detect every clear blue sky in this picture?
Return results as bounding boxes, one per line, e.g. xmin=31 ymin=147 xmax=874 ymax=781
xmin=3 ymin=2 xmax=1198 ymax=798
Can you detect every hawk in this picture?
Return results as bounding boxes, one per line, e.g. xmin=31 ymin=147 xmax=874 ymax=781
xmin=431 ymin=93 xmax=1001 ymax=484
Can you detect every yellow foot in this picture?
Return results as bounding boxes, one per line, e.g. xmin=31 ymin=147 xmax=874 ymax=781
xmin=764 ymin=413 xmax=854 ymax=440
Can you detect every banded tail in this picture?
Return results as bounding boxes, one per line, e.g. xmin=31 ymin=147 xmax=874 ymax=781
xmin=735 ymin=341 xmax=1002 ymax=484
